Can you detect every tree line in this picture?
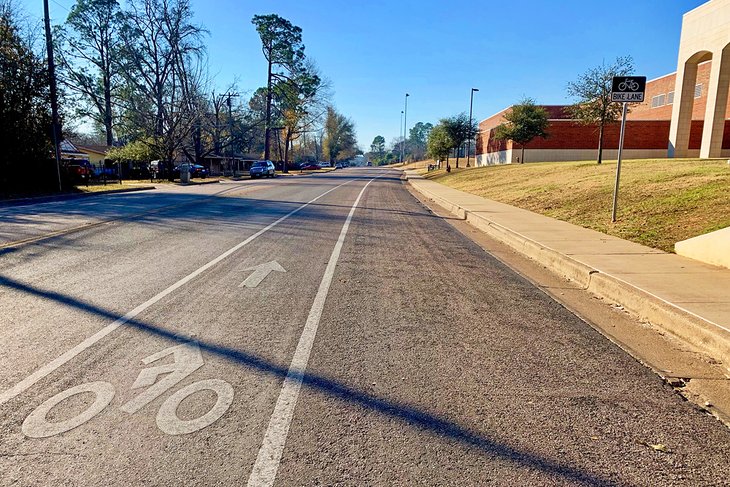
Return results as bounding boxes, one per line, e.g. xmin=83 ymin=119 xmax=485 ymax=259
xmin=367 ymin=115 xmax=479 ymax=170
xmin=0 ymin=0 xmax=358 ymax=194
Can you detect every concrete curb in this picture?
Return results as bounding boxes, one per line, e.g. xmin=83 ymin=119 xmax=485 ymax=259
xmin=0 ymin=185 xmax=155 ymax=208
xmin=179 ymin=179 xmax=222 ymax=186
xmin=407 ymin=175 xmax=730 ymax=368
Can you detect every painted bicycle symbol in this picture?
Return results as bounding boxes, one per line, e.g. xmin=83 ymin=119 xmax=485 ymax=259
xmin=618 ymin=79 xmax=640 ymax=91
xmin=22 ymin=342 xmax=233 ymax=438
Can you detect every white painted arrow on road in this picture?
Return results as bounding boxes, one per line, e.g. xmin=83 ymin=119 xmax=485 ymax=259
xmin=239 ymin=260 xmax=286 ymax=288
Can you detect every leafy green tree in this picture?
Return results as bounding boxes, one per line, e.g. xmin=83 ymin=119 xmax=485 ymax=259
xmin=0 ymin=3 xmax=53 ymax=194
xmin=493 ymin=98 xmax=549 ymax=164
xmin=323 ymin=106 xmax=356 ymax=163
xmin=426 ymin=123 xmax=452 ymax=163
xmin=441 ymin=113 xmax=478 ymax=168
xmin=370 ymin=135 xmax=385 ymax=154
xmin=251 ymin=14 xmax=307 ymax=161
xmin=106 ymin=137 xmax=157 ymax=161
xmin=567 ymin=56 xmax=634 ymax=164
xmin=58 ymin=0 xmax=123 ymax=146
xmin=407 ymin=121 xmax=432 ymax=161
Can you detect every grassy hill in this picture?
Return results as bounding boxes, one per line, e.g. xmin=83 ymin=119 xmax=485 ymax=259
xmin=421 ymin=158 xmax=730 ymax=253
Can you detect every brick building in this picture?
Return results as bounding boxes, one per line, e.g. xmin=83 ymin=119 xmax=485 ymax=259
xmin=475 ymin=61 xmax=730 ymax=165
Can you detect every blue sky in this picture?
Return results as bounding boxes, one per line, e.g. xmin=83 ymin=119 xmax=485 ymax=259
xmin=26 ymin=0 xmax=706 ymax=150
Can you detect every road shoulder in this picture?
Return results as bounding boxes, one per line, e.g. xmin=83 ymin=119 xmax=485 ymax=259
xmin=406 ymin=181 xmax=730 ymax=427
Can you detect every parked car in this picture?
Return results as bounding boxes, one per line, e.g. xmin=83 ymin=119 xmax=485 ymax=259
xmin=172 ymin=163 xmax=208 ymax=179
xmin=335 ymin=163 xmax=343 ymax=169
xmin=318 ymin=161 xmax=331 ymax=167
xmin=189 ymin=164 xmax=208 ymax=178
xmin=300 ymin=163 xmax=321 ymax=170
xmin=63 ymin=160 xmax=93 ymax=183
xmin=249 ymin=160 xmax=276 ymax=178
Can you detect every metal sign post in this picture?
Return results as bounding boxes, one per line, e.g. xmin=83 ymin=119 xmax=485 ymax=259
xmin=610 ymin=76 xmax=646 ymax=222
xmin=611 ymin=102 xmax=628 ymax=222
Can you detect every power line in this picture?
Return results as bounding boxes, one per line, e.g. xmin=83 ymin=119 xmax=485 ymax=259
xmin=50 ymin=0 xmax=71 ymax=13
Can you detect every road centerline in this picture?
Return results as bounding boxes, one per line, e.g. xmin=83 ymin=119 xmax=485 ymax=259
xmin=247 ymin=176 xmax=380 ymax=487
xmin=0 ymin=178 xmax=357 ymax=406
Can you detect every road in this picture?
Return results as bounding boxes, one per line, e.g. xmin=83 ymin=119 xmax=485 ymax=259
xmin=1 ymin=168 xmax=729 ymax=486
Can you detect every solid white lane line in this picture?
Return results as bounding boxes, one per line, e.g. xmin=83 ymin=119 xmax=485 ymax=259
xmin=247 ymin=176 xmax=379 ymax=487
xmin=0 ymin=179 xmax=357 ymax=406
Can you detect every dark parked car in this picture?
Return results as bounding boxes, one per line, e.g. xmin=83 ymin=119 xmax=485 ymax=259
xmin=172 ymin=163 xmax=208 ymax=179
xmin=189 ymin=164 xmax=208 ymax=178
xmin=249 ymin=160 xmax=276 ymax=178
xmin=300 ymin=163 xmax=321 ymax=170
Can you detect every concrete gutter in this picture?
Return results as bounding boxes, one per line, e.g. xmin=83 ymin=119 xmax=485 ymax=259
xmin=404 ymin=171 xmax=730 ymax=369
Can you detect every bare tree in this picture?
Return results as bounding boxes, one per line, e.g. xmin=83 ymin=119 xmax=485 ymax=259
xmin=117 ymin=0 xmax=207 ymax=171
xmin=567 ymin=56 xmax=634 ymax=164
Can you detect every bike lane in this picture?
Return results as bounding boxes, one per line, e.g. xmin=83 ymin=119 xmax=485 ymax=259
xmin=0 ymin=177 xmax=348 ymax=395
xmin=0 ymin=174 xmax=375 ymax=485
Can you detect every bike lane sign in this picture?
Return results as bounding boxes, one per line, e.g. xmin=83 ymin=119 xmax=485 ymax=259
xmin=611 ymin=76 xmax=646 ymax=102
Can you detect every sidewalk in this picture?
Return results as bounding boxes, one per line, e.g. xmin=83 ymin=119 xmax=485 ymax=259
xmin=404 ymin=170 xmax=730 ymax=370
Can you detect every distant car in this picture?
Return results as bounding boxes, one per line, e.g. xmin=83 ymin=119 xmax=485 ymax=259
xmin=366 ymin=161 xmax=373 ymax=166
xmin=318 ymin=161 xmax=331 ymax=168
xmin=249 ymin=160 xmax=276 ymax=178
xmin=300 ymin=163 xmax=321 ymax=170
xmin=335 ymin=163 xmax=343 ymax=169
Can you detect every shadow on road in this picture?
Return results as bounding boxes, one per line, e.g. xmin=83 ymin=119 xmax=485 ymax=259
xmin=0 ymin=175 xmax=459 ymax=254
xmin=0 ymin=272 xmax=618 ymax=487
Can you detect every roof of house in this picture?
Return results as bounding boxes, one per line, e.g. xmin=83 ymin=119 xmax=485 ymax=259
xmin=76 ymin=144 xmax=112 ymax=155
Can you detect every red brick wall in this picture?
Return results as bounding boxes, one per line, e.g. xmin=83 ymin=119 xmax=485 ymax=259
xmin=475 ymin=69 xmax=730 ymax=156
xmin=518 ymin=119 xmax=730 ymax=151
xmin=522 ymin=121 xmax=670 ymax=150
xmin=629 ymin=61 xmax=720 ymax=121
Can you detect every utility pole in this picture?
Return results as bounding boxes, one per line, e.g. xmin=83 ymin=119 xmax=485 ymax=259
xmin=225 ymin=92 xmax=239 ymax=158
xmin=43 ymin=0 xmax=62 ymax=192
xmin=467 ymin=88 xmax=479 ymax=167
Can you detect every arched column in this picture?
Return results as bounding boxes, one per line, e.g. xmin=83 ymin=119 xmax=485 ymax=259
xmin=669 ymin=51 xmax=711 ymax=158
xmin=700 ymin=44 xmax=730 ymax=158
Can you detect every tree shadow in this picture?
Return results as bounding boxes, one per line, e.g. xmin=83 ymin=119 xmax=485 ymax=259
xmin=0 ymin=273 xmax=618 ymax=486
xmin=0 ymin=177 xmax=458 ymax=250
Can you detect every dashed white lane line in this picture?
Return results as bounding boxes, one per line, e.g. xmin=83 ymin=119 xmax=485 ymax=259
xmin=247 ymin=176 xmax=380 ymax=487
xmin=0 ymin=179 xmax=357 ymax=406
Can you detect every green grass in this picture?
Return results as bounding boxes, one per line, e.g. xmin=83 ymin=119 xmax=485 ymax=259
xmin=423 ymin=158 xmax=730 ymax=252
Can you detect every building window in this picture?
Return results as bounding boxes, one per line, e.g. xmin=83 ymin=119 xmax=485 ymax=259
xmin=695 ymin=84 xmax=702 ymax=98
xmin=667 ymin=91 xmax=674 ymax=104
xmin=651 ymin=94 xmax=666 ymax=108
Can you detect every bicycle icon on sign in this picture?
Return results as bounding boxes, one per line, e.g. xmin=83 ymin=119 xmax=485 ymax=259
xmin=618 ymin=79 xmax=640 ymax=91
xmin=22 ymin=342 xmax=234 ymax=438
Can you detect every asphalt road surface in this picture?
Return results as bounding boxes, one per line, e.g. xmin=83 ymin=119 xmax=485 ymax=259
xmin=1 ymin=168 xmax=729 ymax=486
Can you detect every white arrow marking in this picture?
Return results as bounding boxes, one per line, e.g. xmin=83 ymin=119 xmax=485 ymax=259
xmin=239 ymin=260 xmax=286 ymax=288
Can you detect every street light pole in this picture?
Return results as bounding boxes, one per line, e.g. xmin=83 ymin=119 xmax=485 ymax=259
xmin=403 ymin=93 xmax=409 ymax=164
xmin=400 ymin=110 xmax=404 ymax=164
xmin=43 ymin=0 xmax=62 ymax=192
xmin=467 ymin=88 xmax=479 ymax=168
